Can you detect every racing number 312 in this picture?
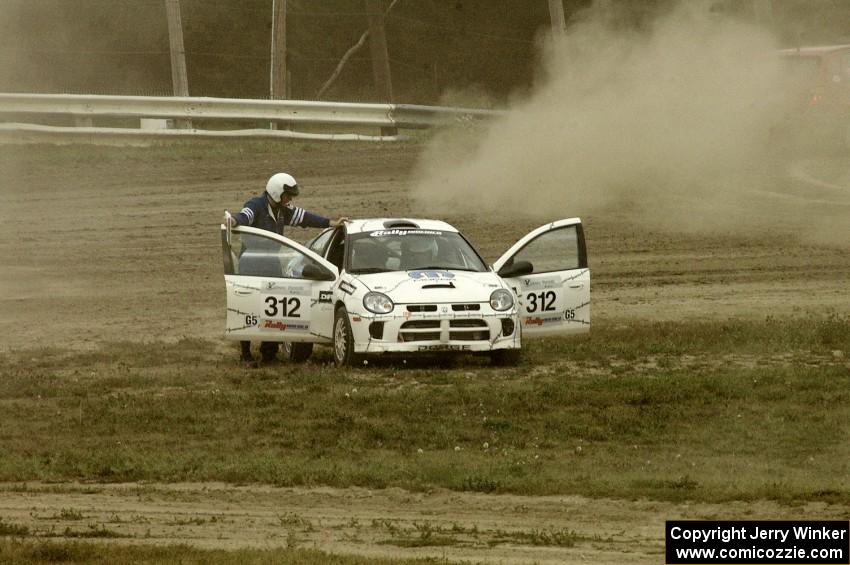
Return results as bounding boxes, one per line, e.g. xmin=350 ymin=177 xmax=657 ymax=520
xmin=526 ymin=291 xmax=556 ymax=313
xmin=264 ymin=296 xmax=301 ymax=317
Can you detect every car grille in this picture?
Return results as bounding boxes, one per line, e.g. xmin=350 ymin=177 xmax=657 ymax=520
xmin=399 ymin=319 xmax=490 ymax=342
xmin=450 ymin=319 xmax=487 ymax=328
xmin=401 ymin=320 xmax=440 ymax=329
xmin=452 ymin=303 xmax=481 ymax=311
xmin=398 ymin=320 xmax=440 ymax=342
xmin=450 ymin=319 xmax=488 ymax=341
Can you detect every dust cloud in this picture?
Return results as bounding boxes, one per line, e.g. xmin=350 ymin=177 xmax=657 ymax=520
xmin=411 ymin=1 xmax=850 ymax=243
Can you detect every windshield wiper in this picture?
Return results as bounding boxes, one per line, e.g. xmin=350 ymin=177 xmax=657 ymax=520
xmin=350 ymin=267 xmax=391 ymax=274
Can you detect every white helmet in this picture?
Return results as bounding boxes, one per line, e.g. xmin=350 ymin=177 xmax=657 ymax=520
xmin=265 ymin=172 xmax=299 ymax=203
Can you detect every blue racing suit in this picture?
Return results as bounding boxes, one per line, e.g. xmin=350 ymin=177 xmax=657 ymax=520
xmin=233 ymin=193 xmax=331 ymax=277
xmin=232 ymin=192 xmax=332 ymax=361
xmin=233 ymin=193 xmax=331 ymax=234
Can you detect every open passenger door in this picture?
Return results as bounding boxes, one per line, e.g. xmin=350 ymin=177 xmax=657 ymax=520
xmin=493 ymin=218 xmax=590 ymax=338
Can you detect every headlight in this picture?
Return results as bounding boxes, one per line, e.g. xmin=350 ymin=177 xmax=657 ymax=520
xmin=489 ymin=289 xmax=514 ymax=311
xmin=363 ymin=292 xmax=394 ymax=314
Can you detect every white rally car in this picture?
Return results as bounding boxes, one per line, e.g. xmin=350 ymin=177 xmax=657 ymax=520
xmin=220 ymin=217 xmax=590 ymax=366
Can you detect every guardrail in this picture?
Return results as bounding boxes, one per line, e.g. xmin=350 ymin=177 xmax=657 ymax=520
xmin=0 ymin=93 xmax=500 ymax=142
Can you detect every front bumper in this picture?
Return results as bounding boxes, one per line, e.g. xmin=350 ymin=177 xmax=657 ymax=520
xmin=348 ymin=307 xmax=521 ymax=354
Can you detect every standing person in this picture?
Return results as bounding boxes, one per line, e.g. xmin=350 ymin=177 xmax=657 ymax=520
xmin=225 ymin=172 xmax=349 ymax=363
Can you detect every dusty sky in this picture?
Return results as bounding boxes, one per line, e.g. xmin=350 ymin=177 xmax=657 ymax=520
xmin=411 ymin=1 xmax=850 ymax=245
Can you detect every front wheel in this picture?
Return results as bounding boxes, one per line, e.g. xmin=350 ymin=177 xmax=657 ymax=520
xmin=282 ymin=342 xmax=313 ymax=363
xmin=333 ymin=307 xmax=363 ymax=367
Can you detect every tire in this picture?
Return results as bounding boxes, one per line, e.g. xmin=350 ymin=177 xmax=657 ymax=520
xmin=333 ymin=306 xmax=362 ymax=367
xmin=282 ymin=342 xmax=313 ymax=363
xmin=490 ymin=348 xmax=521 ymax=367
xmin=259 ymin=341 xmax=279 ymax=362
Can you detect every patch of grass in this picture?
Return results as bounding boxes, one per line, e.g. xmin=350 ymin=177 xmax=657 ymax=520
xmin=492 ymin=527 xmax=578 ymax=547
xmin=381 ymin=535 xmax=459 ymax=548
xmin=55 ymin=508 xmax=86 ymax=521
xmin=378 ymin=522 xmax=463 ymax=548
xmin=165 ymin=516 xmax=207 ymax=526
xmin=377 ymin=520 xmax=579 ymax=549
xmin=278 ymin=513 xmax=313 ymax=531
xmin=372 ymin=518 xmax=402 ymax=535
xmin=460 ymin=475 xmax=502 ymax=493
xmin=53 ymin=525 xmax=129 ymax=539
xmin=0 ymin=519 xmax=29 ymax=536
xmin=0 ymin=538 xmax=445 ymax=564
xmin=0 ymin=318 xmax=848 ymax=504
xmin=534 ymin=315 xmax=850 ymax=361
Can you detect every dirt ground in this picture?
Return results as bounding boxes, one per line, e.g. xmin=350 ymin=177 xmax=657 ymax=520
xmin=2 ymin=482 xmax=848 ymax=564
xmin=1 ymin=140 xmax=849 ymax=563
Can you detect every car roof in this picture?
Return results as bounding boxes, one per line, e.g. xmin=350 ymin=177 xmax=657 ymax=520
xmin=344 ymin=218 xmax=459 ymax=235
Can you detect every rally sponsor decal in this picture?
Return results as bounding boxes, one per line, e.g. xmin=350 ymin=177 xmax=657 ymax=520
xmin=369 ymin=229 xmax=443 ymax=237
xmin=260 ymin=320 xmax=309 ymax=332
xmin=409 ymin=270 xmax=455 ymax=280
xmin=261 ymin=281 xmax=310 ymax=295
xmin=339 ymin=281 xmax=356 ymax=295
xmin=318 ymin=290 xmax=333 ymax=303
xmin=521 ymin=277 xmax=561 ymax=290
xmin=524 ymin=315 xmax=562 ymax=326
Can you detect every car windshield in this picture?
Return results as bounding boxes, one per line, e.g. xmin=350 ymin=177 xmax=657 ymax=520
xmin=348 ymin=229 xmax=488 ymax=273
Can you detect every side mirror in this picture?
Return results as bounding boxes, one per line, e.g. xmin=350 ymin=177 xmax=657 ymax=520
xmin=497 ymin=260 xmax=533 ymax=278
xmin=302 ymin=262 xmax=336 ymax=281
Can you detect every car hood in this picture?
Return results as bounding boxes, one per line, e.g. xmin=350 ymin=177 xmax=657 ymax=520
xmin=352 ymin=270 xmax=505 ymax=304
